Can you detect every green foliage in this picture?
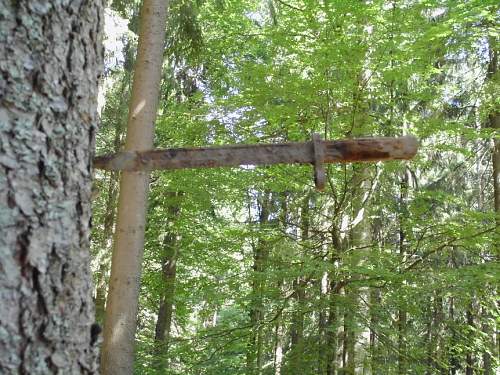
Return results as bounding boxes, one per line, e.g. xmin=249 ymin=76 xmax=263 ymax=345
xmin=93 ymin=0 xmax=499 ymax=373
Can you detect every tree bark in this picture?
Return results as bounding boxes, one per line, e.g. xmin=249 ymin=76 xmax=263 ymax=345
xmin=94 ymin=73 xmax=129 ymax=325
xmin=344 ymin=166 xmax=371 ymax=375
xmin=326 ymin=229 xmax=342 ymax=375
xmin=397 ymin=169 xmax=409 ymax=374
xmin=486 ymin=36 xmax=498 ymax=375
xmin=100 ymin=1 xmax=168 ymax=374
xmin=0 ymin=0 xmax=103 ymax=373
xmin=247 ymin=192 xmax=272 ymax=375
xmin=94 ymin=169 xmax=120 ymax=325
xmin=465 ymin=304 xmax=474 ymax=375
xmin=153 ymin=193 xmax=181 ymax=370
xmin=289 ymin=195 xmax=309 ymax=373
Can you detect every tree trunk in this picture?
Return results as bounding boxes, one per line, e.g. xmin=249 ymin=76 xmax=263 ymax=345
xmin=326 ymin=229 xmax=342 ymax=375
xmin=397 ymin=169 xmax=409 ymax=374
xmin=465 ymin=304 xmax=474 ymax=375
xmin=247 ymin=192 xmax=272 ymax=375
xmin=448 ymin=297 xmax=459 ymax=375
xmin=0 ymin=0 xmax=103 ymax=372
xmin=344 ymin=167 xmax=371 ymax=375
xmin=94 ymin=73 xmax=129 ymax=325
xmin=318 ymin=275 xmax=328 ymax=374
xmin=153 ymin=193 xmax=181 ymax=370
xmin=273 ymin=294 xmax=284 ymax=375
xmin=273 ymin=193 xmax=288 ymax=375
xmin=289 ymin=195 xmax=309 ymax=373
xmin=94 ymin=169 xmax=120 ymax=325
xmin=100 ymin=1 xmax=168 ymax=373
xmin=486 ymin=36 xmax=498 ymax=375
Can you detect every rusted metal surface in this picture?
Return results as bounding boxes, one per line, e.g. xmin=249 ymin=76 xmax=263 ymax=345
xmin=93 ymin=135 xmax=418 ymax=172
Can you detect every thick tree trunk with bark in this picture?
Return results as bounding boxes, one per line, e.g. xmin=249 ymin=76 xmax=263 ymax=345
xmin=0 ymin=1 xmax=103 ymax=373
xmin=100 ymin=1 xmax=168 ymax=373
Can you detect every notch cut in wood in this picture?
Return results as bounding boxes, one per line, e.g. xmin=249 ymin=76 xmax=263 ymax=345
xmin=94 ymin=134 xmax=418 ymax=190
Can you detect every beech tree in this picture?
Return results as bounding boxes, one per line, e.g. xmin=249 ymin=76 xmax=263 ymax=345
xmin=0 ymin=0 xmax=103 ymax=373
xmin=100 ymin=1 xmax=168 ymax=374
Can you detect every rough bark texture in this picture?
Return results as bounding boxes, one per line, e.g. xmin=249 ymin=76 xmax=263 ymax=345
xmin=0 ymin=1 xmax=103 ymax=373
xmin=100 ymin=1 xmax=168 ymax=373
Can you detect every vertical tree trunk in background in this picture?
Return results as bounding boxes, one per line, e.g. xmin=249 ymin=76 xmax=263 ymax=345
xmin=488 ymin=25 xmax=499 ymax=247
xmin=94 ymin=75 xmax=129 ymax=325
xmin=101 ymin=1 xmax=168 ymax=373
xmin=154 ymin=193 xmax=181 ymax=370
xmin=326 ymin=227 xmax=343 ymax=375
xmin=344 ymin=167 xmax=371 ymax=375
xmin=368 ymin=215 xmax=384 ymax=374
xmin=425 ymin=294 xmax=444 ymax=374
xmin=289 ymin=195 xmax=309 ymax=373
xmin=247 ymin=192 xmax=272 ymax=375
xmin=273 ymin=193 xmax=288 ymax=375
xmin=94 ymin=169 xmax=120 ymax=325
xmin=482 ymin=37 xmax=498 ymax=375
xmin=397 ymin=169 xmax=409 ymax=374
xmin=317 ymin=277 xmax=328 ymax=374
xmin=448 ymin=297 xmax=459 ymax=375
xmin=465 ymin=304 xmax=474 ymax=375
xmin=0 ymin=0 xmax=103 ymax=372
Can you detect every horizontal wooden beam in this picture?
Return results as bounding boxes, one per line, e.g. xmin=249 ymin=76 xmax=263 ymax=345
xmin=93 ymin=135 xmax=418 ymax=172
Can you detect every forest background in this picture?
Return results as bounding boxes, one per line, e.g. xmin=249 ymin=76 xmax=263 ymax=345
xmin=93 ymin=0 xmax=499 ymax=374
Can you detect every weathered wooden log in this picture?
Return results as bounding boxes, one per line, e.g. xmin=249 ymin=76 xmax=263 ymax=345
xmin=93 ymin=135 xmax=418 ymax=172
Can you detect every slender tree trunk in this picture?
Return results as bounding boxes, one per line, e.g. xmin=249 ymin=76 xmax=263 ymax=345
xmin=318 ymin=274 xmax=328 ymax=374
xmin=368 ymin=287 xmax=381 ymax=374
xmin=448 ymin=297 xmax=459 ymax=375
xmin=397 ymin=169 xmax=409 ymax=374
xmin=289 ymin=195 xmax=309 ymax=373
xmin=344 ymin=167 xmax=371 ymax=375
xmin=486 ymin=36 xmax=498 ymax=375
xmin=465 ymin=303 xmax=474 ymax=375
xmin=273 ymin=296 xmax=284 ymax=375
xmin=153 ymin=193 xmax=181 ymax=370
xmin=101 ymin=1 xmax=168 ymax=373
xmin=94 ymin=168 xmax=120 ymax=324
xmin=273 ymin=193 xmax=288 ymax=375
xmin=0 ymin=0 xmax=103 ymax=372
xmin=326 ymin=229 xmax=342 ymax=375
xmin=247 ymin=192 xmax=272 ymax=375
xmin=94 ymin=71 xmax=130 ymax=325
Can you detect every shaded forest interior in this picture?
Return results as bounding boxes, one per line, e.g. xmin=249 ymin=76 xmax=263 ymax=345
xmin=92 ymin=0 xmax=499 ymax=374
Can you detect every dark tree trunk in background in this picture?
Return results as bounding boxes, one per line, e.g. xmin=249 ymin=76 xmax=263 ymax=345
xmin=465 ymin=304 xmax=474 ymax=375
xmin=486 ymin=38 xmax=498 ymax=375
xmin=154 ymin=193 xmax=182 ymax=370
xmin=0 ymin=0 xmax=103 ymax=373
xmin=247 ymin=192 xmax=272 ymax=375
